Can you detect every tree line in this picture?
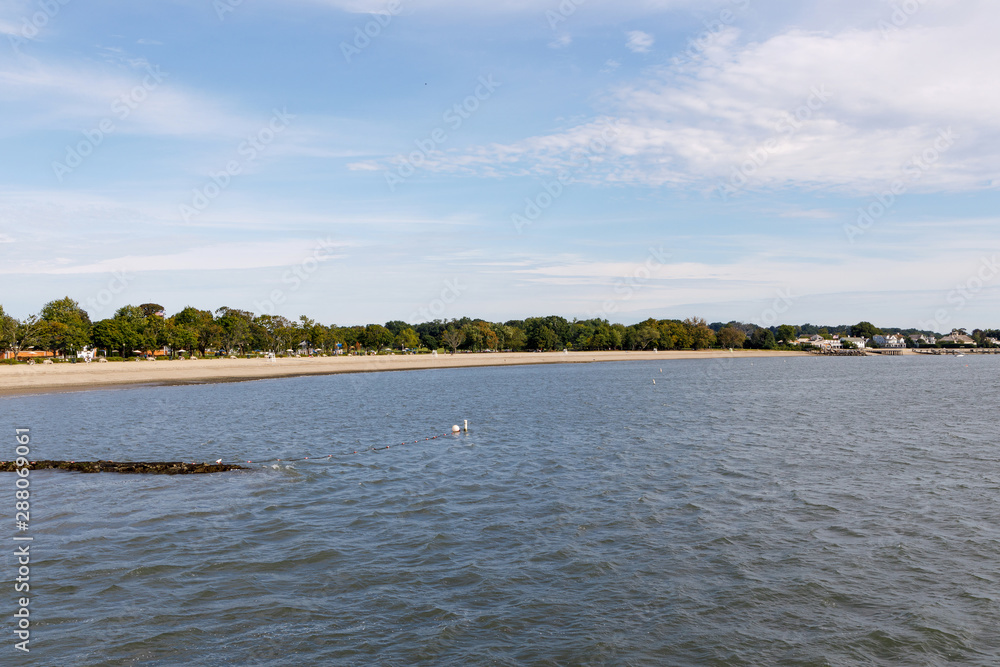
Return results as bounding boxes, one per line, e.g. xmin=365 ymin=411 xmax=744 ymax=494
xmin=1 ymin=298 xmax=996 ymax=359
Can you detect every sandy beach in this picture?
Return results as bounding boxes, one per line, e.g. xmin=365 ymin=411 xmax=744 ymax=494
xmin=0 ymin=349 xmax=808 ymax=397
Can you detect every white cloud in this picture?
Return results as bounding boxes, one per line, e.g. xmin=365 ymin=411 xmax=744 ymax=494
xmin=548 ymin=33 xmax=572 ymax=49
xmin=0 ymin=57 xmax=244 ymax=138
xmin=346 ymin=160 xmax=381 ymax=171
xmin=412 ymin=5 xmax=1000 ymax=195
xmin=600 ymin=59 xmax=620 ymax=73
xmin=509 ymin=237 xmax=1000 ymax=322
xmin=626 ymin=30 xmax=654 ymax=53
xmin=300 ymin=0 xmax=699 ymax=15
xmin=4 ymin=240 xmax=348 ymax=275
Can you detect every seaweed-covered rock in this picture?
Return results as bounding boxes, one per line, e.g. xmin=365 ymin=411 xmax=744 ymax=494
xmin=0 ymin=460 xmax=244 ymax=474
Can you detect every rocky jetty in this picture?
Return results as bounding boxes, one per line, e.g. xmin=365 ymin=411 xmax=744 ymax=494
xmin=0 ymin=460 xmax=244 ymax=474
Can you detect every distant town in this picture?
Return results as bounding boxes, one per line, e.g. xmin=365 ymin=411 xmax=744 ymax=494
xmin=2 ymin=297 xmax=998 ymax=361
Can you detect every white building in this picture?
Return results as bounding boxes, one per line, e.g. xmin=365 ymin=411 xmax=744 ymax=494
xmin=909 ymin=333 xmax=937 ymax=346
xmin=938 ymin=333 xmax=975 ymax=346
xmin=811 ymin=336 xmax=842 ymax=350
xmin=873 ymin=334 xmax=906 ymax=348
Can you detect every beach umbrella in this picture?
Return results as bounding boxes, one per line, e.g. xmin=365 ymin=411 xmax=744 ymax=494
xmin=133 ymin=350 xmax=142 ymax=353
xmin=177 ymin=349 xmax=187 ymax=353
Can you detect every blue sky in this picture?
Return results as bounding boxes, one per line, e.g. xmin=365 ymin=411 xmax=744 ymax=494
xmin=1 ymin=0 xmax=999 ymax=331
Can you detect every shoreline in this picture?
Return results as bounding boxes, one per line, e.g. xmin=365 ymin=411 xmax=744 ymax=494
xmin=0 ymin=350 xmax=808 ymax=397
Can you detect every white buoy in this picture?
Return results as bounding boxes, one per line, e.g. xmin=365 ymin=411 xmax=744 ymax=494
xmin=463 ymin=419 xmax=468 ymax=432
xmin=452 ymin=425 xmax=460 ymax=433
xmin=652 ymin=379 xmax=656 ymax=384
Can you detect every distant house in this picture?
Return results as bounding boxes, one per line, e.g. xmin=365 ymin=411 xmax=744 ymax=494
xmin=812 ymin=336 xmax=841 ymax=350
xmin=938 ymin=333 xmax=976 ymax=347
xmin=909 ymin=333 xmax=937 ymax=346
xmin=873 ymin=334 xmax=906 ymax=348
xmin=987 ymin=337 xmax=1000 ymax=347
xmin=841 ymin=336 xmax=867 ymax=349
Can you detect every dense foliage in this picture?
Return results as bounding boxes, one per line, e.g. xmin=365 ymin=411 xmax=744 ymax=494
xmin=0 ymin=298 xmax=991 ymax=358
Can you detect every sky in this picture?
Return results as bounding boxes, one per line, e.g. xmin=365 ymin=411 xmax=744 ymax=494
xmin=1 ymin=0 xmax=999 ymax=332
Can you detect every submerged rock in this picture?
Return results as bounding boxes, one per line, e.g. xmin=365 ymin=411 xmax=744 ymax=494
xmin=0 ymin=460 xmax=244 ymax=474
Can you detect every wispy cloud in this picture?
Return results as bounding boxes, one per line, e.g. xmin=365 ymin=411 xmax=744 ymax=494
xmin=626 ymin=30 xmax=654 ymax=53
xmin=2 ymin=240 xmax=349 ymax=275
xmin=406 ymin=7 xmax=1000 ymax=195
xmin=548 ymin=33 xmax=572 ymax=49
xmin=0 ymin=56 xmax=243 ymax=138
xmin=298 ymin=0 xmax=697 ymax=15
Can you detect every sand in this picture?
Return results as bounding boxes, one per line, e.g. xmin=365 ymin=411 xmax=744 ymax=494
xmin=0 ymin=349 xmax=808 ymax=397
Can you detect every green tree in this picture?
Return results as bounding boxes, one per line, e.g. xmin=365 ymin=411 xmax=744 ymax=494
xmin=657 ymin=320 xmax=691 ymax=350
xmin=0 ymin=305 xmax=14 ymax=352
xmin=112 ymin=305 xmax=154 ymax=355
xmin=2 ymin=311 xmax=44 ymax=359
xmin=749 ymin=328 xmax=777 ymax=350
xmin=362 ymin=324 xmax=393 ymax=351
xmin=138 ymin=303 xmax=165 ymax=318
xmin=461 ymin=322 xmax=483 ymax=351
xmin=717 ymin=326 xmax=746 ymax=349
xmin=502 ymin=324 xmax=526 ymax=351
xmin=775 ymin=324 xmax=797 ymax=345
xmin=394 ymin=327 xmax=420 ymax=350
xmin=384 ymin=320 xmax=409 ymax=337
xmin=215 ymin=307 xmax=253 ymax=354
xmin=685 ymin=317 xmax=716 ymax=350
xmin=254 ymin=314 xmax=296 ymax=354
xmin=92 ymin=318 xmax=140 ymax=356
xmin=528 ymin=324 xmax=560 ymax=350
xmin=850 ymin=321 xmax=881 ymax=339
xmin=40 ymin=297 xmax=92 ymax=356
xmin=441 ymin=327 xmax=465 ymax=353
xmin=167 ymin=323 xmax=198 ymax=356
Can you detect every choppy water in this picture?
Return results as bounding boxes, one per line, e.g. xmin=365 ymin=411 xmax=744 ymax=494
xmin=3 ymin=355 xmax=1000 ymax=665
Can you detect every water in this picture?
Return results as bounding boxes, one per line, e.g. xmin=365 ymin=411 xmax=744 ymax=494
xmin=3 ymin=355 xmax=1000 ymax=665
